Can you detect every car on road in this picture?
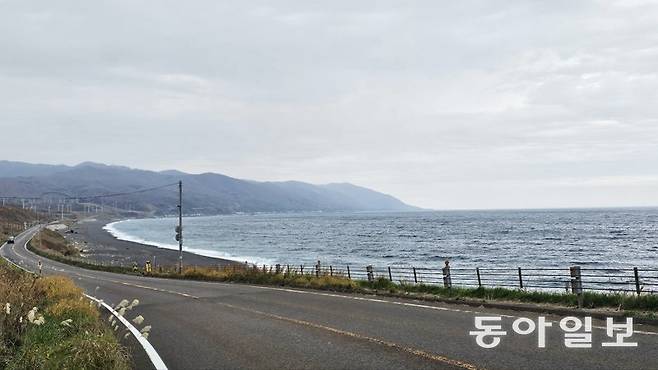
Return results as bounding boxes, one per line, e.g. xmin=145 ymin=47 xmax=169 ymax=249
xmin=7 ymin=236 xmax=15 ymax=244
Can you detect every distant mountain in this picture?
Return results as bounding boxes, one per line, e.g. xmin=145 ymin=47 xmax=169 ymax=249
xmin=0 ymin=160 xmax=73 ymax=178
xmin=0 ymin=161 xmax=418 ymax=215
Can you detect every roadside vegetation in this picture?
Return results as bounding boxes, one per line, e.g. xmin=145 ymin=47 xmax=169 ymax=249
xmin=362 ymin=277 xmax=658 ymax=312
xmin=0 ymin=259 xmax=131 ymax=369
xmin=29 ymin=229 xmax=79 ymax=257
xmin=154 ymin=265 xmax=658 ymax=313
xmin=163 ymin=265 xmax=360 ymax=292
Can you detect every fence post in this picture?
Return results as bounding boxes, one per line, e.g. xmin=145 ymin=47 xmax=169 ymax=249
xmin=330 ymin=265 xmax=333 ymax=276
xmin=518 ymin=267 xmax=523 ymax=289
xmin=300 ymin=265 xmax=304 ymax=275
xmin=442 ymin=260 xmax=452 ymax=288
xmin=388 ymin=266 xmax=393 ymax=281
xmin=366 ymin=265 xmax=374 ymax=282
xmin=476 ymin=267 xmax=482 ymax=288
xmin=275 ymin=264 xmax=281 ymax=274
xmin=570 ymin=265 xmax=583 ymax=308
xmin=347 ymin=265 xmax=351 ymax=279
xmin=634 ymin=267 xmax=641 ymax=295
xmin=413 ymin=267 xmax=418 ymax=284
xmin=315 ymin=260 xmax=321 ymax=277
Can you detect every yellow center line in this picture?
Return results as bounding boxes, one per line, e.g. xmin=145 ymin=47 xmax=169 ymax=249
xmin=217 ymin=301 xmax=483 ymax=370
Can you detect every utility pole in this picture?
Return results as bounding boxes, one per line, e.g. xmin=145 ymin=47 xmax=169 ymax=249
xmin=176 ymin=181 xmax=183 ymax=274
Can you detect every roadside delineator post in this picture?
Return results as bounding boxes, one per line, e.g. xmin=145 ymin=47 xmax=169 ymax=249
xmin=315 ymin=260 xmax=321 ymax=278
xmin=634 ymin=267 xmax=641 ymax=295
xmin=388 ymin=266 xmax=393 ymax=282
xmin=442 ymin=260 xmax=452 ymax=289
xmin=366 ymin=265 xmax=374 ymax=282
xmin=347 ymin=265 xmax=351 ymax=279
xmin=570 ymin=265 xmax=583 ymax=308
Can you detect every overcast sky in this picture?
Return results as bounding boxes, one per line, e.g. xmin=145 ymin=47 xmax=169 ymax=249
xmin=1 ymin=1 xmax=658 ymax=209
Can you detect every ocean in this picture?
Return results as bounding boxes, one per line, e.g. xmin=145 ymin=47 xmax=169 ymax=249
xmin=104 ymin=208 xmax=658 ymax=270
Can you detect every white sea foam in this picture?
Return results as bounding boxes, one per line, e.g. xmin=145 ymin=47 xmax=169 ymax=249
xmin=103 ymin=220 xmax=276 ymax=266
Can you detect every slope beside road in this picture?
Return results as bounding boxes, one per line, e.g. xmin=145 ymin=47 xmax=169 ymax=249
xmin=2 ymin=228 xmax=658 ymax=370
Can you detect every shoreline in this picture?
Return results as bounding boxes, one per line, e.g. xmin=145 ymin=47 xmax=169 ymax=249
xmin=67 ymin=216 xmax=238 ymax=267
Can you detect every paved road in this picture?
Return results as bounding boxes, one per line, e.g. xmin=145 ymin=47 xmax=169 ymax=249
xmin=2 ymin=228 xmax=658 ymax=370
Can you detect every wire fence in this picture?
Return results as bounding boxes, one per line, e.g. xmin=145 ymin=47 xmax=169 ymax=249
xmin=229 ymin=262 xmax=658 ymax=295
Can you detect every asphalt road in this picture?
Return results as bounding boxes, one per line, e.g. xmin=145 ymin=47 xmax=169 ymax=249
xmin=2 ymin=227 xmax=658 ymax=370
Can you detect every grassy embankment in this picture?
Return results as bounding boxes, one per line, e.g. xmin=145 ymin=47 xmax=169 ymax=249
xmin=26 ymin=228 xmax=658 ymax=315
xmin=30 ymin=228 xmax=79 ymax=257
xmin=0 ymin=259 xmax=131 ymax=369
xmin=2 ymin=212 xmax=131 ymax=369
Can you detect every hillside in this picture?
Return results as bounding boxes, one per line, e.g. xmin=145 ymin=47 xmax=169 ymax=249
xmin=0 ymin=161 xmax=418 ymax=215
xmin=0 ymin=206 xmax=37 ymax=241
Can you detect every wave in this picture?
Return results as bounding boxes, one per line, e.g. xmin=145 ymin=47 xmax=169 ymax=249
xmin=103 ymin=220 xmax=276 ymax=266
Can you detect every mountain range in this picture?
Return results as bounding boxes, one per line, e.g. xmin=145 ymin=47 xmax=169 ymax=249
xmin=0 ymin=161 xmax=418 ymax=215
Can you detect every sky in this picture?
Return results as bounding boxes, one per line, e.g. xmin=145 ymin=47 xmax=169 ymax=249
xmin=1 ymin=0 xmax=658 ymax=210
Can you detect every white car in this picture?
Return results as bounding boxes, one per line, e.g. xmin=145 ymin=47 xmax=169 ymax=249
xmin=7 ymin=236 xmax=15 ymax=244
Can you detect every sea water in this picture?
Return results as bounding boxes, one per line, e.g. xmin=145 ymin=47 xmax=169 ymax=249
xmin=104 ymin=209 xmax=658 ymax=269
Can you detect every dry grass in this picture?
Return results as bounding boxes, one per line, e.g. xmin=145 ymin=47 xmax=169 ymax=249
xmin=0 ymin=260 xmax=130 ymax=369
xmin=154 ymin=265 xmax=658 ymax=313
xmin=29 ymin=229 xmax=79 ymax=257
xmin=152 ymin=264 xmax=359 ymax=292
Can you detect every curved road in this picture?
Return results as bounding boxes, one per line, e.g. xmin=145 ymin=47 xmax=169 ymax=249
xmin=2 ymin=227 xmax=657 ymax=370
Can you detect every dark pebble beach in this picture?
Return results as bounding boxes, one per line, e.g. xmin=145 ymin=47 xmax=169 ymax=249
xmin=65 ymin=217 xmax=237 ymax=268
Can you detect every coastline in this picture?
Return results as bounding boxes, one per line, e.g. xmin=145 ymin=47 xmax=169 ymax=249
xmin=68 ymin=216 xmax=238 ymax=267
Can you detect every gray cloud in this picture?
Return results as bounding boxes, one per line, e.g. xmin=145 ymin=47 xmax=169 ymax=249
xmin=1 ymin=0 xmax=658 ymax=209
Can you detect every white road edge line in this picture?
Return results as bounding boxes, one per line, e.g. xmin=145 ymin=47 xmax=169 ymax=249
xmin=85 ymin=294 xmax=167 ymax=370
xmin=1 ymin=228 xmax=169 ymax=370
